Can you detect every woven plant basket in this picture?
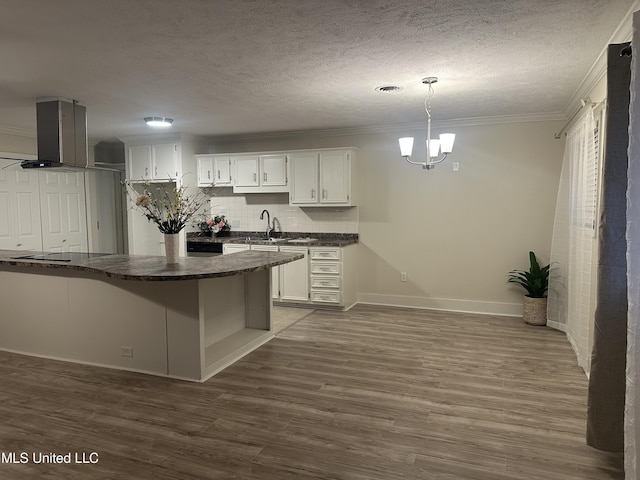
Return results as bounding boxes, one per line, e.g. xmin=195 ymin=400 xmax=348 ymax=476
xmin=523 ymin=296 xmax=547 ymax=326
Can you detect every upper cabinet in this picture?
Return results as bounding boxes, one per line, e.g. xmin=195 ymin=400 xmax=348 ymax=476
xmin=196 ymin=155 xmax=232 ymax=187
xmin=128 ymin=143 xmax=178 ymax=182
xmin=194 ymin=148 xmax=357 ymax=205
xmin=232 ymin=153 xmax=288 ymax=193
xmin=289 ymin=149 xmax=355 ymax=206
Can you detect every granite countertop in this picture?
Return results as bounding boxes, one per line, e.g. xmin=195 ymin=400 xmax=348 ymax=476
xmin=0 ymin=250 xmax=304 ymax=282
xmin=187 ymin=232 xmax=359 ymax=247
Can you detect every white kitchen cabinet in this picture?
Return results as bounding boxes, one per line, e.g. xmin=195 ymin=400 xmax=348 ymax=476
xmin=250 ymin=244 xmax=280 ymax=299
xmin=233 ymin=154 xmax=288 ymax=193
xmin=309 ymin=245 xmax=357 ymax=309
xmin=223 ymin=244 xmax=251 ymax=255
xmin=196 ymin=155 xmax=232 ymax=187
xmin=128 ymin=143 xmax=178 ymax=182
xmin=279 ymin=246 xmax=309 ymax=302
xmin=289 ymin=149 xmax=355 ymax=206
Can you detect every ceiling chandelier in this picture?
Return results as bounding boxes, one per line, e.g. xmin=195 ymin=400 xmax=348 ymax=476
xmin=398 ymin=77 xmax=455 ymax=170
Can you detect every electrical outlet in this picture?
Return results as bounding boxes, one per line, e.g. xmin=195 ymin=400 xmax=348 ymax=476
xmin=120 ymin=346 xmax=133 ymax=357
xmin=452 ymin=162 xmax=460 ymax=172
xmin=401 ymin=272 xmax=407 ymax=282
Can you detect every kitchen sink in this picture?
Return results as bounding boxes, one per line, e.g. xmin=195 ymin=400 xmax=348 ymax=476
xmin=232 ymin=237 xmax=291 ymax=244
xmin=288 ymin=238 xmax=318 ymax=243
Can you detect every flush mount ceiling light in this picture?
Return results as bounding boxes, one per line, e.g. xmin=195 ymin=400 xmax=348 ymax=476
xmin=398 ymin=77 xmax=456 ymax=170
xmin=144 ymin=116 xmax=173 ymax=127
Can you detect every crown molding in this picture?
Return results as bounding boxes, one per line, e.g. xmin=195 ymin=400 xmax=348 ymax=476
xmin=208 ymin=112 xmax=566 ymax=143
xmin=563 ymin=0 xmax=640 ymax=115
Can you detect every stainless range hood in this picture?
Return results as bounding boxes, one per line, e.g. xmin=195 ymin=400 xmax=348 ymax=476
xmin=21 ymin=97 xmax=89 ymax=169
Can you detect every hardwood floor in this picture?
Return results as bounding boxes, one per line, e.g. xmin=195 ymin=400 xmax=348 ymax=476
xmin=0 ymin=305 xmax=623 ymax=479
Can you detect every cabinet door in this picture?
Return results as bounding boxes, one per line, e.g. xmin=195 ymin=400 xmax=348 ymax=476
xmin=213 ymin=156 xmax=232 ymax=185
xmin=279 ymin=246 xmax=309 ymax=302
xmin=289 ymin=152 xmax=318 ymax=204
xmin=234 ymin=155 xmax=259 ymax=187
xmin=250 ymin=245 xmax=280 ymax=299
xmin=261 ymin=154 xmax=287 ymax=186
xmin=129 ymin=145 xmax=152 ymax=181
xmin=152 ymin=143 xmax=178 ymax=180
xmin=223 ymin=244 xmax=250 ymax=255
xmin=197 ymin=156 xmax=213 ymax=186
xmin=319 ymin=150 xmax=349 ymax=204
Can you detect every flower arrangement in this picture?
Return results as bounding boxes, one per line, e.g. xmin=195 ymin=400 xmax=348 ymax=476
xmin=196 ymin=215 xmax=231 ymax=235
xmin=124 ymin=180 xmax=209 ymax=234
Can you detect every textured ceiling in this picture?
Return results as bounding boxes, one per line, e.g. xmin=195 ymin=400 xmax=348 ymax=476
xmin=0 ymin=0 xmax=635 ymax=141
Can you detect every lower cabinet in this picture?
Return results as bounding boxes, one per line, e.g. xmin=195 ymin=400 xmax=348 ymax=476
xmin=224 ymin=242 xmax=357 ymax=309
xmin=278 ymin=246 xmax=309 ymax=302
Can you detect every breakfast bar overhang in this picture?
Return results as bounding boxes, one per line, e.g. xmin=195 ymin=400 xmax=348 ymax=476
xmin=0 ymin=250 xmax=303 ymax=382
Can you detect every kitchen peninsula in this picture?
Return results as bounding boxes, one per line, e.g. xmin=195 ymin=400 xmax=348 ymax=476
xmin=0 ymin=250 xmax=303 ymax=382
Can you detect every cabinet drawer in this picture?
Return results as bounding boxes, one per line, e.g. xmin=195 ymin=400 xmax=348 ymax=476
xmin=311 ymin=290 xmax=342 ymax=304
xmin=310 ymin=248 xmax=340 ymax=260
xmin=310 ymin=262 xmax=340 ymax=275
xmin=311 ymin=276 xmax=341 ymax=289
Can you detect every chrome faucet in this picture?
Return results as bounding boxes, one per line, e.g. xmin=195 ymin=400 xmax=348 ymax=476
xmin=260 ymin=209 xmax=273 ymax=238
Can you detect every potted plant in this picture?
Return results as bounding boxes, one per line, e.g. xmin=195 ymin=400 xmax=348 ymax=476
xmin=508 ymin=251 xmax=550 ymax=326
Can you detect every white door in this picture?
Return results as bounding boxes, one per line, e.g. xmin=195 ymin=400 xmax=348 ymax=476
xmin=152 ymin=143 xmax=177 ymax=180
xmin=0 ymin=167 xmax=42 ymax=251
xmin=261 ymin=154 xmax=287 ymax=186
xmin=234 ymin=155 xmax=259 ymax=187
xmin=197 ymin=156 xmax=213 ymax=186
xmin=40 ymin=171 xmax=88 ymax=252
xmin=213 ymin=156 xmax=232 ymax=185
xmin=129 ymin=145 xmax=152 ymax=181
xmin=279 ymin=246 xmax=309 ymax=302
xmin=289 ymin=152 xmax=318 ymax=204
xmin=251 ymin=244 xmax=280 ymax=299
xmin=319 ymin=150 xmax=349 ymax=204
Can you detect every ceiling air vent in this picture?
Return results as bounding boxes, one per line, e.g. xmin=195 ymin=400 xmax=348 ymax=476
xmin=375 ymin=85 xmax=403 ymax=93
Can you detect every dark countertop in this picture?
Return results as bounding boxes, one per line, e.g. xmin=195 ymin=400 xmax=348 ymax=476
xmin=187 ymin=232 xmax=359 ymax=247
xmin=0 ymin=250 xmax=304 ymax=282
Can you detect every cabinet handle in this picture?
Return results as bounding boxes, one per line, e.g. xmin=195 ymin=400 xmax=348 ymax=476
xmin=145 ymin=167 xmax=149 ymax=177
xmin=311 ymin=188 xmax=315 ymax=198
xmin=253 ymin=173 xmax=257 ymax=182
xmin=16 ymin=243 xmax=22 ymax=247
xmin=264 ymin=172 xmax=267 ymax=182
xmin=322 ymin=189 xmax=327 ymax=199
xmin=217 ymin=170 xmax=220 ymax=179
xmin=155 ymin=166 xmax=158 ymax=176
xmin=208 ymin=170 xmax=211 ymax=180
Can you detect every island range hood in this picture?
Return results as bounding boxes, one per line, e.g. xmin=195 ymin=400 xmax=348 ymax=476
xmin=21 ymin=97 xmax=89 ymax=169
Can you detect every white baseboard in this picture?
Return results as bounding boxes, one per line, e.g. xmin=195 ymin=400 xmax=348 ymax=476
xmin=356 ymin=293 xmax=523 ymax=317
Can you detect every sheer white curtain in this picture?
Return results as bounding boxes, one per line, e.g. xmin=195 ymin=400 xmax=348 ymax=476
xmin=625 ymin=12 xmax=640 ymax=478
xmin=548 ymin=108 xmax=599 ymax=372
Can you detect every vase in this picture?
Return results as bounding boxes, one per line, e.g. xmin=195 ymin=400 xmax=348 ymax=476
xmin=164 ymin=233 xmax=180 ymax=264
xmin=522 ymin=296 xmax=547 ymax=326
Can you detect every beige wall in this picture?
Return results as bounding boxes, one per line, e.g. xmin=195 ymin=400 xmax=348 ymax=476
xmin=209 ymin=118 xmax=565 ymax=315
xmin=0 ymin=133 xmax=36 ymax=156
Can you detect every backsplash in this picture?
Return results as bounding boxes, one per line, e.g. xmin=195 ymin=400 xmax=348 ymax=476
xmin=201 ymin=191 xmax=358 ymax=234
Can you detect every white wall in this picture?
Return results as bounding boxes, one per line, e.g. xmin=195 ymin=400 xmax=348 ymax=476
xmin=209 ymin=118 xmax=565 ymax=315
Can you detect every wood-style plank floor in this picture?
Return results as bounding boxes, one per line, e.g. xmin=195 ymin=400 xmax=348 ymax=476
xmin=0 ymin=305 xmax=623 ymax=479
